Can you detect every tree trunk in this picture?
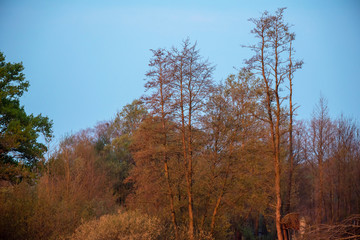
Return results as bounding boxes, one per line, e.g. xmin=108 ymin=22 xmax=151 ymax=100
xmin=179 ymin=72 xmax=194 ymax=240
xmin=210 ymin=161 xmax=231 ymax=234
xmin=160 ymin=65 xmax=179 ymax=240
xmin=286 ymin=41 xmax=294 ymax=214
xmin=261 ymin=40 xmax=283 ymax=240
xmin=187 ymin=100 xmax=194 ymax=240
xmin=164 ymin=161 xmax=179 ymax=239
xmin=317 ymin=155 xmax=324 ymax=224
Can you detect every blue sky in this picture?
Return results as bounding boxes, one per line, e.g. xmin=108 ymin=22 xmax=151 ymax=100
xmin=1 ymin=0 xmax=360 ymax=144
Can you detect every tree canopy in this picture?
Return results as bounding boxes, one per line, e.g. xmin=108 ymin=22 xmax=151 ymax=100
xmin=0 ymin=8 xmax=359 ymax=240
xmin=0 ymin=52 xmax=53 ymax=169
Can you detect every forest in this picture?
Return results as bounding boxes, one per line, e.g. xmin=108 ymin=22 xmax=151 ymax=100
xmin=1 ymin=8 xmax=360 ymax=240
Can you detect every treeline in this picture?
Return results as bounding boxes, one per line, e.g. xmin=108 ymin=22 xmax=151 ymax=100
xmin=1 ymin=8 xmax=360 ymax=240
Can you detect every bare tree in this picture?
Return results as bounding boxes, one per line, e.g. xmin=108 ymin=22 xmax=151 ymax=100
xmin=244 ymin=8 xmax=302 ymax=239
xmin=143 ymin=48 xmax=179 ymax=239
xmin=286 ymin=38 xmax=303 ymax=213
xmin=310 ymin=96 xmax=333 ymax=224
xmin=169 ymin=39 xmax=214 ymax=240
xmin=327 ymin=115 xmax=360 ymax=222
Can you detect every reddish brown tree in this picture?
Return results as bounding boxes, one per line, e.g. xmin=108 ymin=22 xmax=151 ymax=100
xmin=169 ymin=39 xmax=214 ymax=240
xmin=310 ymin=96 xmax=333 ymax=224
xmin=244 ymin=8 xmax=302 ymax=239
xmin=143 ymin=48 xmax=179 ymax=239
xmin=286 ymin=38 xmax=303 ymax=213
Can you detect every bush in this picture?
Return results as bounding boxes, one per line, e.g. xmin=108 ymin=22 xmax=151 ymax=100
xmin=0 ymin=182 xmax=36 ymax=240
xmin=71 ymin=209 xmax=163 ymax=240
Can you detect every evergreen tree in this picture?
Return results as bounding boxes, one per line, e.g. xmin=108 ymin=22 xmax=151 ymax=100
xmin=0 ymin=52 xmax=52 ymax=179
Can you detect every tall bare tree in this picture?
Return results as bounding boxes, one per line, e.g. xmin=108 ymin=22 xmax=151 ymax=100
xmin=169 ymin=39 xmax=214 ymax=239
xmin=310 ymin=96 xmax=333 ymax=224
xmin=244 ymin=8 xmax=302 ymax=239
xmin=286 ymin=38 xmax=303 ymax=213
xmin=143 ymin=48 xmax=179 ymax=239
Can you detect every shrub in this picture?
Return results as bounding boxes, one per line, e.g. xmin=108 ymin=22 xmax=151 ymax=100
xmin=0 ymin=182 xmax=36 ymax=240
xmin=71 ymin=209 xmax=163 ymax=240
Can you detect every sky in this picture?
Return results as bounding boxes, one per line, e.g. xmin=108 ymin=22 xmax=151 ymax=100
xmin=1 ymin=0 xmax=360 ymax=145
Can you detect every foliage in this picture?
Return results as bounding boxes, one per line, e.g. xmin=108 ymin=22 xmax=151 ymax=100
xmin=0 ymin=130 xmax=116 ymax=240
xmin=0 ymin=182 xmax=36 ymax=240
xmin=1 ymin=8 xmax=360 ymax=240
xmin=94 ymin=99 xmax=147 ymax=204
xmin=0 ymin=162 xmax=37 ymax=183
xmin=0 ymin=52 xmax=53 ymax=168
xmin=71 ymin=210 xmax=164 ymax=240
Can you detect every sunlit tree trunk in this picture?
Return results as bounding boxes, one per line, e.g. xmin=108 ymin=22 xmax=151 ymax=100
xmin=286 ymin=40 xmax=294 ymax=213
xmin=210 ymin=159 xmax=231 ymax=234
xmin=160 ymin=74 xmax=179 ymax=240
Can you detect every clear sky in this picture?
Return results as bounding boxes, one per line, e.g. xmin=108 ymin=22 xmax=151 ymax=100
xmin=1 ymin=0 xmax=360 ymax=144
